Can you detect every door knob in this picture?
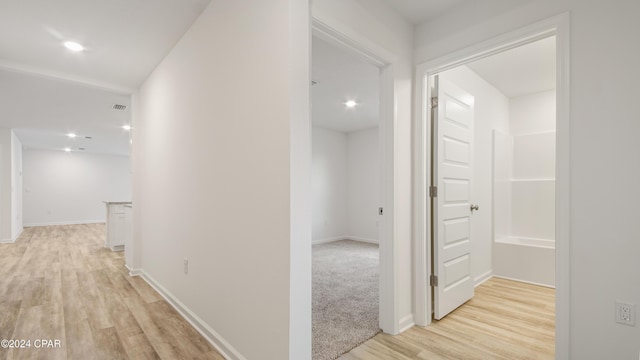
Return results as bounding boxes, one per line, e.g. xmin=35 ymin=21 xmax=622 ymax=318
xmin=470 ymin=204 xmax=479 ymax=212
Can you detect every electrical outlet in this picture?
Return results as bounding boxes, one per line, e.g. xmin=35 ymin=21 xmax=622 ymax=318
xmin=183 ymin=258 xmax=188 ymax=275
xmin=615 ymin=301 xmax=635 ymax=326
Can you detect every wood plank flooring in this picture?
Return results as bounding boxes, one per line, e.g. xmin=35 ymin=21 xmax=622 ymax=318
xmin=0 ymin=224 xmax=224 ymax=360
xmin=339 ymin=278 xmax=555 ymax=360
xmin=1 ymin=224 xmax=555 ymax=360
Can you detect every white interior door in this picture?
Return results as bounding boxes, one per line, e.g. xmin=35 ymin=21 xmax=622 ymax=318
xmin=432 ymin=76 xmax=475 ymax=320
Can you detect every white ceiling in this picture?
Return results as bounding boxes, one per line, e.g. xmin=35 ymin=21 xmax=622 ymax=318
xmin=467 ymin=36 xmax=556 ymax=98
xmin=0 ymin=0 xmax=211 ymax=92
xmin=0 ymin=0 xmax=553 ymax=154
xmin=0 ymin=0 xmax=211 ymax=155
xmin=379 ymin=0 xmax=474 ymax=24
xmin=1 ymin=69 xmax=131 ymax=156
xmin=312 ymin=36 xmax=379 ymax=133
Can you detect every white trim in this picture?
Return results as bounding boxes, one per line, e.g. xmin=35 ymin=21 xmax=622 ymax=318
xmin=493 ymin=275 xmax=555 ymax=289
xmin=11 ymin=228 xmax=24 ymax=242
xmin=125 ymin=265 xmax=142 ymax=277
xmin=311 ymin=17 xmax=398 ymax=335
xmin=109 ymin=244 xmax=124 ymax=252
xmin=347 ymin=236 xmax=379 ymax=245
xmin=378 ymin=60 xmax=398 ymax=335
xmin=311 ymin=18 xmax=395 ymax=68
xmin=412 ymin=68 xmax=429 ymax=327
xmin=554 ymin=14 xmax=571 ymax=359
xmin=1 ymin=228 xmax=26 ymax=244
xmin=139 ymin=270 xmax=246 ymax=360
xmin=312 ymin=236 xmax=379 ymax=245
xmin=413 ymin=15 xmax=570 ymax=360
xmin=398 ymin=314 xmax=415 ymax=333
xmin=312 ymin=236 xmax=347 ymax=245
xmin=474 ymin=270 xmax=494 ymax=287
xmin=24 ymin=220 xmax=105 ymax=227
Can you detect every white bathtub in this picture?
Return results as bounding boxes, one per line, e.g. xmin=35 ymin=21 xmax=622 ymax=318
xmin=493 ymin=236 xmax=555 ymax=288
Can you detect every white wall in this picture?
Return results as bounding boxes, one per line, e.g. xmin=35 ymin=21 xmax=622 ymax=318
xmin=134 ymin=1 xmax=310 ymax=359
xmin=313 ymin=0 xmax=414 ymax=333
xmin=510 ymin=90 xmax=556 ymax=135
xmin=312 ymin=126 xmax=348 ymax=242
xmin=11 ymin=131 xmax=22 ymax=239
xmin=347 ymin=126 xmax=379 ymax=242
xmin=416 ymin=1 xmax=640 ymax=358
xmin=22 ymin=149 xmax=131 ymax=226
xmin=311 ymin=126 xmax=379 ymax=244
xmin=440 ymin=66 xmax=510 ymax=284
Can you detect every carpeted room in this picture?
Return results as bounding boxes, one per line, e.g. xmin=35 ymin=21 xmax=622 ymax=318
xmin=311 ymin=35 xmax=382 ymax=360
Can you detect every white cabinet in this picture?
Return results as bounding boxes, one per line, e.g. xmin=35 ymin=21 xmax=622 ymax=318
xmin=105 ymin=201 xmax=131 ymax=251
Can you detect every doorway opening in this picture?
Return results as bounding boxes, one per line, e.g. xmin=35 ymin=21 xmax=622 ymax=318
xmin=414 ymin=13 xmax=569 ymax=358
xmin=431 ymin=34 xmax=557 ymax=316
xmin=310 ymin=33 xmax=382 ymax=360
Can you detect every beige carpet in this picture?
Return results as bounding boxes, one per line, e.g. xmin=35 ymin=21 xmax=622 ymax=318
xmin=312 ymin=240 xmax=380 ymax=360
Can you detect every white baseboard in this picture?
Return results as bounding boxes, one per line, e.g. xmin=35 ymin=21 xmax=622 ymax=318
xmin=347 ymin=236 xmax=379 ymax=245
xmin=312 ymin=235 xmax=379 ymax=245
xmin=493 ymin=275 xmax=555 ymax=289
xmin=109 ymin=245 xmax=124 ymax=252
xmin=139 ymin=270 xmax=246 ymax=360
xmin=0 ymin=227 xmax=25 ymax=244
xmin=398 ymin=314 xmax=415 ymax=333
xmin=24 ymin=220 xmax=105 ymax=227
xmin=125 ymin=265 xmax=142 ymax=277
xmin=12 ymin=227 xmax=24 ymax=242
xmin=474 ymin=270 xmax=493 ymax=287
xmin=312 ymin=236 xmax=347 ymax=245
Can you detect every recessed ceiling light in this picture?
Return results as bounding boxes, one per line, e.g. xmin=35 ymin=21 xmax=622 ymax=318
xmin=122 ymin=125 xmax=131 ymax=131
xmin=64 ymin=147 xmax=71 ymax=152
xmin=67 ymin=132 xmax=77 ymax=138
xmin=63 ymin=41 xmax=84 ymax=52
xmin=345 ymin=100 xmax=357 ymax=108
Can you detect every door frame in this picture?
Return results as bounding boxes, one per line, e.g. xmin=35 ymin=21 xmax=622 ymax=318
xmin=412 ymin=12 xmax=570 ymax=358
xmin=311 ymin=18 xmax=397 ymax=333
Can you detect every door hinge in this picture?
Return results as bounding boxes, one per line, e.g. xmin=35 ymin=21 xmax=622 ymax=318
xmin=429 ymin=186 xmax=437 ymax=198
xmin=378 ymin=207 xmax=383 ymax=215
xmin=430 ymin=274 xmax=438 ymax=287
xmin=431 ymin=96 xmax=439 ymax=108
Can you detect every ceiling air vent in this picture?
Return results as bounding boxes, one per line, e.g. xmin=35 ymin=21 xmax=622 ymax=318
xmin=113 ymin=104 xmax=127 ymax=111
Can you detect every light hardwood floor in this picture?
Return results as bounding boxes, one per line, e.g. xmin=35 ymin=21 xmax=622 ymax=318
xmin=340 ymin=277 xmax=555 ymax=360
xmin=1 ymin=225 xmax=554 ymax=360
xmin=0 ymin=224 xmax=224 ymax=360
